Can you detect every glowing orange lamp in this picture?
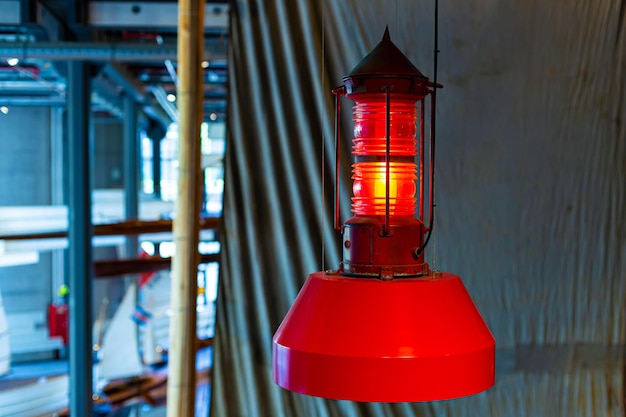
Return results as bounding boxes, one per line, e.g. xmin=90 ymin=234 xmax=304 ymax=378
xmin=272 ymin=27 xmax=495 ymax=402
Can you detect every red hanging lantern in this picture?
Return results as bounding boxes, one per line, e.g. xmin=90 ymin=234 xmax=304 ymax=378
xmin=273 ymin=28 xmax=495 ymax=402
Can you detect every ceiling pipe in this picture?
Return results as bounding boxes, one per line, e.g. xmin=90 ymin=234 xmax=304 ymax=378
xmin=0 ymin=39 xmax=227 ymax=62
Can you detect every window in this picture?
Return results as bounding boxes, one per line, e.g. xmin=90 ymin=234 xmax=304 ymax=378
xmin=141 ymin=121 xmax=225 ymax=214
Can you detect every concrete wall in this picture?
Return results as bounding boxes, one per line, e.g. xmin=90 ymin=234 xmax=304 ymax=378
xmin=0 ymin=107 xmax=53 ymax=313
xmin=91 ymin=117 xmax=128 ymax=321
xmin=0 ymin=107 xmax=51 ymax=205
xmin=0 ymin=108 xmax=127 ymax=352
xmin=93 ymin=118 xmax=124 ymax=190
xmin=214 ymin=0 xmax=625 ymax=416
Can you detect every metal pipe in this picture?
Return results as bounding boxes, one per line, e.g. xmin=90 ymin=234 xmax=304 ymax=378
xmin=0 ymin=40 xmax=226 ymax=62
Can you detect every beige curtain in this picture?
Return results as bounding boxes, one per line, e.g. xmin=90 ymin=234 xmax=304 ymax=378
xmin=212 ymin=0 xmax=626 ymax=416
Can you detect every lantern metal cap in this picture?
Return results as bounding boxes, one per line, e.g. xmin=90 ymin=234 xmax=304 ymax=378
xmin=342 ymin=27 xmax=436 ymax=95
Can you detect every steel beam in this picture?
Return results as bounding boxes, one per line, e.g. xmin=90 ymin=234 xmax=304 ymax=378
xmin=89 ymin=1 xmax=228 ymax=31
xmin=0 ymin=39 xmax=227 ymax=62
xmin=153 ymin=136 xmax=162 ymax=198
xmin=50 ymin=106 xmax=65 ymax=304
xmin=101 ymin=63 xmax=144 ymax=102
xmin=0 ymin=96 xmax=65 ymax=106
xmin=0 ymin=81 xmax=65 ymax=92
xmin=124 ymin=94 xmax=139 ymax=258
xmin=67 ymin=60 xmax=93 ymax=417
xmin=101 ymin=63 xmax=174 ymax=126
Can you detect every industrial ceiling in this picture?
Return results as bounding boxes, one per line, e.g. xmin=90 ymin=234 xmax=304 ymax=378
xmin=0 ymin=0 xmax=229 ymax=129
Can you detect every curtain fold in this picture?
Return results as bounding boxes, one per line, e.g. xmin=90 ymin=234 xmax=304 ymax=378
xmin=213 ymin=0 xmax=625 ymax=416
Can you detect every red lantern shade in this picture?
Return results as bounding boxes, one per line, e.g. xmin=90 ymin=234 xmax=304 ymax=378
xmin=273 ymin=28 xmax=495 ymax=402
xmin=273 ymin=272 xmax=495 ymax=402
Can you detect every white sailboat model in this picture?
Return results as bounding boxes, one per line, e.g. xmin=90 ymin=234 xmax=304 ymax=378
xmin=95 ymin=281 xmax=145 ymax=384
xmin=140 ymin=271 xmax=171 ymax=365
xmin=93 ymin=279 xmax=170 ymax=409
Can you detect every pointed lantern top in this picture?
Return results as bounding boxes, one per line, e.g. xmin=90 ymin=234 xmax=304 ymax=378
xmin=342 ymin=27 xmax=435 ymax=96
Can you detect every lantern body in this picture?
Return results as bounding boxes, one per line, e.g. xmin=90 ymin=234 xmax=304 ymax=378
xmin=272 ymin=28 xmax=495 ymax=403
xmin=341 ymin=90 xmax=428 ymax=277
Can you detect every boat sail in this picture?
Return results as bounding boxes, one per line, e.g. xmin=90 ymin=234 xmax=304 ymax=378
xmin=140 ymin=270 xmax=171 ymax=365
xmin=96 ymin=281 xmax=144 ymax=382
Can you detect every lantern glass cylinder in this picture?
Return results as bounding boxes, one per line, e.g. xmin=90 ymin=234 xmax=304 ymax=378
xmin=351 ymin=96 xmax=418 ymax=217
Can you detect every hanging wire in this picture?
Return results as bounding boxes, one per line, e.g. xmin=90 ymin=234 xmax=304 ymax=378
xmin=395 ymin=0 xmax=398 ymax=40
xmin=432 ymin=211 xmax=437 ymax=273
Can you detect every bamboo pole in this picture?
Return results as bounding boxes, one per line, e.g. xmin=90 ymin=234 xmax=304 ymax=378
xmin=167 ymin=0 xmax=205 ymax=415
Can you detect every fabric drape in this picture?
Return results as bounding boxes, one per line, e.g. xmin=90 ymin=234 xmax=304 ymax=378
xmin=213 ymin=0 xmax=626 ymax=416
